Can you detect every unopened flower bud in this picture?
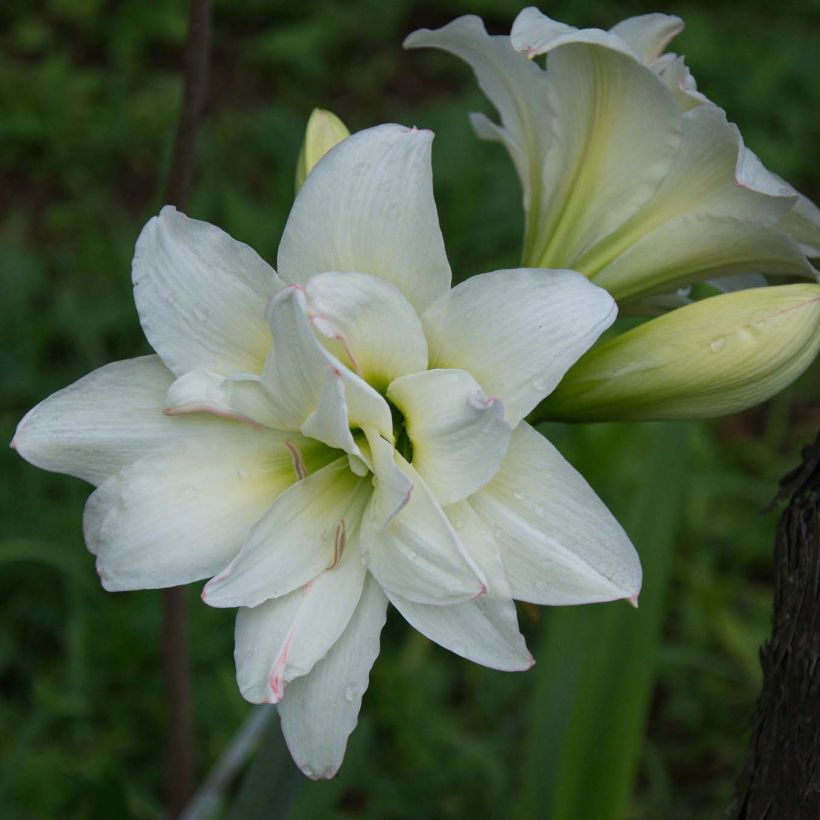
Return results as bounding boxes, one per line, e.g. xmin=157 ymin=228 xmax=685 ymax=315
xmin=539 ymin=284 xmax=820 ymax=421
xmin=295 ymin=108 xmax=350 ymax=192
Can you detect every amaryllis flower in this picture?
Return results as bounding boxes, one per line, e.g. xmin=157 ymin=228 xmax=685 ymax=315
xmin=12 ymin=124 xmax=640 ymax=778
xmin=405 ymin=10 xmax=820 ymax=306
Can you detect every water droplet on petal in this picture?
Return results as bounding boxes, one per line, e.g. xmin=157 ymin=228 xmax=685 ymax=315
xmin=513 ymin=491 xmax=525 ymax=501
xmin=344 ymin=684 xmax=355 ymax=702
xmin=302 ymin=765 xmax=315 ymax=778
xmin=710 ymin=337 xmax=726 ymax=352
xmin=193 ymin=303 xmax=210 ymax=322
xmin=236 ymin=468 xmax=249 ymax=481
xmin=530 ymin=375 xmax=549 ymax=392
xmin=386 ymin=203 xmax=400 ymax=222
xmin=407 ymin=550 xmax=418 ymax=563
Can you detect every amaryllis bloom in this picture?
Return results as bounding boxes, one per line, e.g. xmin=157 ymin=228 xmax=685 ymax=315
xmin=405 ymin=10 xmax=820 ymax=306
xmin=12 ymin=124 xmax=640 ymax=778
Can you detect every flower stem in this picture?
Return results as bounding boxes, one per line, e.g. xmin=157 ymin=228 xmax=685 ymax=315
xmin=160 ymin=1 xmax=212 ymax=816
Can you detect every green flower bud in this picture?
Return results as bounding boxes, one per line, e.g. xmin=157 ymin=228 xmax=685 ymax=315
xmin=295 ymin=108 xmax=350 ymax=192
xmin=538 ymin=284 xmax=820 ymax=421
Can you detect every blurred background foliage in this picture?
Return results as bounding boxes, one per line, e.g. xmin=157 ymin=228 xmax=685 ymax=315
xmin=1 ymin=0 xmax=818 ymax=817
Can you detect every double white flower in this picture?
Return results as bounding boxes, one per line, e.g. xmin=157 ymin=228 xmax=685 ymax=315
xmin=406 ymin=9 xmax=819 ymax=305
xmin=13 ymin=124 xmax=641 ymax=777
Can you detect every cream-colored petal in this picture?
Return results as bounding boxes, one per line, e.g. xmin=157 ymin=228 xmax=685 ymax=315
xmin=608 ymin=13 xmax=684 ymax=62
xmin=164 ymin=369 xmax=285 ymax=429
xmin=471 ymin=423 xmax=641 ymax=605
xmin=202 ymin=458 xmax=369 ymax=608
xmin=133 ymin=206 xmax=281 ymax=376
xmin=261 ymin=285 xmax=392 ymax=441
xmin=85 ymin=428 xmax=308 ymax=590
xmin=422 ymin=268 xmax=615 ymax=425
xmin=277 ymin=124 xmax=451 ymax=313
xmin=387 ymin=369 xmax=512 ymax=506
xmin=278 ymin=575 xmax=388 ymax=780
xmin=233 ymin=531 xmax=367 ymax=704
xmin=305 ymin=271 xmax=428 ymax=392
xmin=360 ymin=456 xmax=486 ymax=605
xmin=388 ymin=501 xmax=532 ymax=671
xmin=405 ymin=17 xmax=551 ymax=257
xmin=12 ymin=356 xmax=239 ymax=487
xmin=364 ymin=430 xmax=413 ymax=530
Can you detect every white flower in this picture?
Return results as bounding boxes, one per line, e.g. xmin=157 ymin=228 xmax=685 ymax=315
xmin=405 ymin=10 xmax=820 ymax=305
xmin=12 ymin=124 xmax=640 ymax=778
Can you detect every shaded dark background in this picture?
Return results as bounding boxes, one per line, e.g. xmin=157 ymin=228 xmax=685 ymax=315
xmin=1 ymin=1 xmax=818 ymax=817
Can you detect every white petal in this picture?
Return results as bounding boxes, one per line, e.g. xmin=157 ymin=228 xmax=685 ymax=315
xmin=422 ymin=269 xmax=616 ymax=425
xmin=262 ymin=285 xmax=392 ymax=441
xmin=12 ymin=356 xmax=238 ymax=487
xmin=133 ymin=206 xmax=281 ymax=376
xmin=277 ymin=124 xmax=451 ymax=313
xmin=521 ymin=30 xmax=681 ymax=267
xmin=301 ymin=369 xmax=358 ymax=454
xmin=360 ymin=456 xmax=486 ymax=605
xmin=305 ymin=271 xmax=428 ymax=392
xmin=575 ymin=105 xmax=813 ymax=298
xmin=509 ymin=8 xmax=576 ymax=56
xmin=279 ymin=574 xmax=388 ymax=779
xmin=405 ymin=17 xmax=551 ymax=252
xmin=165 ymin=369 xmax=285 ymax=429
xmin=608 ymin=13 xmax=684 ymax=63
xmin=86 ymin=427 xmax=311 ymax=590
xmin=388 ymin=501 xmax=532 ymax=671
xmin=471 ymin=423 xmax=641 ymax=604
xmin=202 ymin=458 xmax=369 ymax=608
xmin=387 ymin=369 xmax=512 ymax=506
xmin=364 ymin=429 xmax=413 ymax=530
xmin=233 ymin=532 xmax=367 ymax=703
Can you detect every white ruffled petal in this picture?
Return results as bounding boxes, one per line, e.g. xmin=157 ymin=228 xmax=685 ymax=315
xmin=278 ymin=575 xmax=388 ymax=779
xmin=233 ymin=531 xmax=367 ymax=703
xmin=13 ymin=356 xmax=240 ymax=487
xmin=202 ymin=458 xmax=369 ymax=608
xmin=262 ymin=285 xmax=392 ymax=442
xmin=422 ymin=269 xmax=616 ymax=425
xmin=277 ymin=124 xmax=451 ymax=313
xmin=360 ymin=456 xmax=486 ymax=605
xmin=305 ymin=271 xmax=428 ymax=392
xmin=387 ymin=369 xmax=512 ymax=506
xmin=132 ymin=206 xmax=281 ymax=376
xmin=388 ymin=501 xmax=532 ymax=671
xmin=85 ymin=428 xmax=310 ymax=590
xmin=471 ymin=423 xmax=642 ymax=605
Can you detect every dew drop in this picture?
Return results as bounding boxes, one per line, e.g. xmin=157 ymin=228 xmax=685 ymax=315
xmin=236 ymin=468 xmax=249 ymax=481
xmin=530 ymin=375 xmax=549 ymax=392
xmin=513 ymin=491 xmax=525 ymax=501
xmin=407 ymin=549 xmax=419 ymax=563
xmin=386 ymin=203 xmax=400 ymax=222
xmin=709 ymin=337 xmax=726 ymax=352
xmin=193 ymin=303 xmax=211 ymax=322
xmin=302 ymin=765 xmax=315 ymax=778
xmin=344 ymin=684 xmax=355 ymax=702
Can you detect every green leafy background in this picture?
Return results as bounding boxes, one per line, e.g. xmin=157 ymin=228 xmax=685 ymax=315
xmin=1 ymin=1 xmax=817 ymax=817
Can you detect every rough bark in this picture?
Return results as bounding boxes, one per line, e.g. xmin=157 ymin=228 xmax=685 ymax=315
xmin=727 ymin=432 xmax=820 ymax=819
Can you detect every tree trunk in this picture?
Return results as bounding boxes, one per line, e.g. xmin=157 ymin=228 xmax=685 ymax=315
xmin=727 ymin=432 xmax=820 ymax=819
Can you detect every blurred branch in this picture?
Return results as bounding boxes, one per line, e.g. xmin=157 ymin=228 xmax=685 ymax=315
xmin=161 ymin=1 xmax=212 ymax=816
xmin=726 ymin=432 xmax=820 ymax=819
xmin=179 ymin=707 xmax=277 ymax=820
